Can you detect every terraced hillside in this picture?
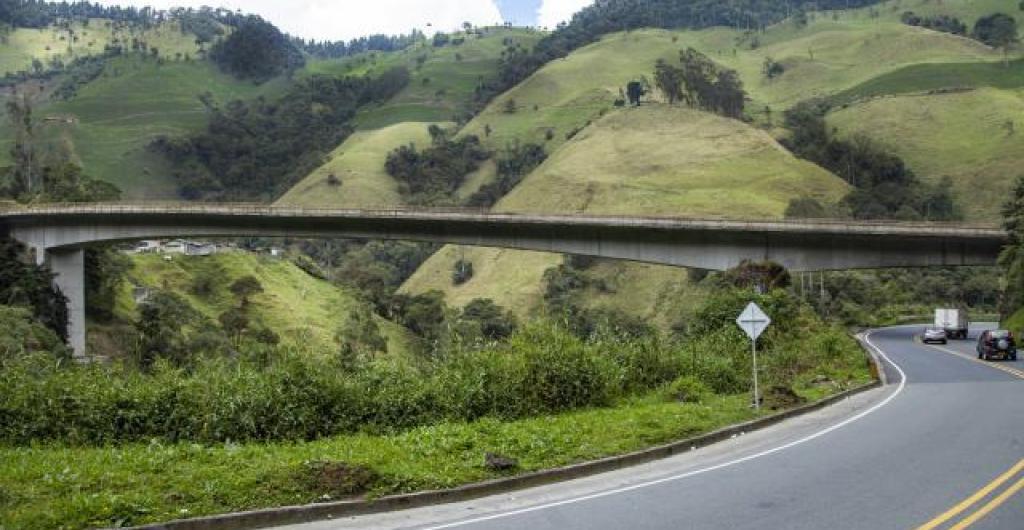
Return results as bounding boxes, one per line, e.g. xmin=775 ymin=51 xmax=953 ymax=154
xmin=106 ymin=252 xmax=414 ymax=357
xmin=402 ymin=105 xmax=850 ymax=320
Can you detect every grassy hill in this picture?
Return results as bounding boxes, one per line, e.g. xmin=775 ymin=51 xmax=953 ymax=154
xmin=303 ymin=27 xmax=543 ymax=130
xmin=459 ymin=16 xmax=1001 ymax=152
xmin=28 ymin=55 xmax=288 ymax=199
xmin=0 ymin=18 xmax=206 ymax=76
xmin=276 ymin=121 xmax=449 ymax=208
xmin=103 ymin=252 xmax=414 ymax=357
xmin=403 ymin=105 xmax=849 ymax=318
xmin=828 ymin=87 xmax=1024 ymax=221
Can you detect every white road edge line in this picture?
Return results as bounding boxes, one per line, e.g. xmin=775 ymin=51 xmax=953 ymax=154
xmin=421 ymin=330 xmax=909 ymax=530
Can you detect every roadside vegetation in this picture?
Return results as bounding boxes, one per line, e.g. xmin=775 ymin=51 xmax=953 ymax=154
xmin=0 ymin=266 xmax=873 ymax=527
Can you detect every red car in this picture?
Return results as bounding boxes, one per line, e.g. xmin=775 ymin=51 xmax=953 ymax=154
xmin=976 ymin=330 xmax=1018 ymax=361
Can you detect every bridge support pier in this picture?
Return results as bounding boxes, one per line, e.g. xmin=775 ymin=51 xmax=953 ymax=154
xmin=47 ymin=248 xmax=86 ymax=360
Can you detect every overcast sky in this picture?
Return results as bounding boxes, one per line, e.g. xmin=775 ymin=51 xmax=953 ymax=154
xmin=92 ymin=0 xmax=594 ymax=41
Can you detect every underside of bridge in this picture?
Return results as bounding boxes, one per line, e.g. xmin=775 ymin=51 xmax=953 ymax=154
xmin=0 ymin=205 xmax=1008 ymax=357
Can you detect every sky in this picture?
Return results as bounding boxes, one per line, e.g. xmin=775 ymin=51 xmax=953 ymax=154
xmin=92 ymin=0 xmax=594 ymax=41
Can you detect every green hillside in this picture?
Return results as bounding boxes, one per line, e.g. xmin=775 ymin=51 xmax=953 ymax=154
xmin=0 ymin=18 xmax=206 ymax=76
xmin=460 ymin=17 xmax=1001 ymax=152
xmin=108 ymin=252 xmax=414 ymax=357
xmin=303 ymin=28 xmax=543 ymax=130
xmin=828 ymin=87 xmax=1024 ymax=221
xmin=403 ymin=105 xmax=849 ymax=317
xmin=276 ymin=121 xmax=450 ymax=208
xmin=33 ymin=55 xmax=287 ymax=199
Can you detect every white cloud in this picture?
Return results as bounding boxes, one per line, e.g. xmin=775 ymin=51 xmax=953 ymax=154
xmin=92 ymin=0 xmax=505 ymax=41
xmin=536 ymin=0 xmax=592 ymax=29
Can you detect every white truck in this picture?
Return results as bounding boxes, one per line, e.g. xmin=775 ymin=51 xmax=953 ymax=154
xmin=935 ymin=308 xmax=969 ymax=340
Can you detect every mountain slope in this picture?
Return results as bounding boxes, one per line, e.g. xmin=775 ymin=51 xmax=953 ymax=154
xmin=276 ymin=121 xmax=449 ymax=208
xmin=110 ymin=252 xmax=414 ymax=357
xmin=402 ymin=105 xmax=849 ymax=317
xmin=304 ymin=27 xmax=542 ymax=130
xmin=828 ymin=87 xmax=1024 ymax=221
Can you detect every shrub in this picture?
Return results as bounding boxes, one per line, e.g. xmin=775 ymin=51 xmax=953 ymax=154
xmin=664 ymin=375 xmax=711 ymax=403
xmin=452 ymin=259 xmax=474 ymax=285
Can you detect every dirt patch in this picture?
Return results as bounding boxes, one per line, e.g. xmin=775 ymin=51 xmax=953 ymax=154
xmin=762 ymin=385 xmax=807 ymax=411
xmin=301 ymin=461 xmax=380 ymax=499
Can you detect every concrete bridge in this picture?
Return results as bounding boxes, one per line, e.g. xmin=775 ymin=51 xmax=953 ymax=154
xmin=0 ymin=204 xmax=1009 ymax=357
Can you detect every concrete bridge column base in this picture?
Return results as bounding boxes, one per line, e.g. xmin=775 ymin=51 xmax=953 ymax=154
xmin=48 ymin=248 xmax=86 ymax=359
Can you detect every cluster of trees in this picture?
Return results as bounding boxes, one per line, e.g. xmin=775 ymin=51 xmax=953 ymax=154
xmin=0 ymin=239 xmax=68 ymax=343
xmin=0 ymin=0 xmax=163 ymax=28
xmin=782 ymin=100 xmax=957 ymax=221
xmin=900 ymin=11 xmax=967 ymax=36
xmin=1000 ymin=177 xmax=1024 ymax=320
xmin=542 ymin=256 xmax=653 ymax=340
xmin=295 ymin=30 xmax=426 ymax=59
xmin=972 ymin=13 xmax=1019 ymax=62
xmin=497 ymin=0 xmax=885 ymax=96
xmin=209 ymin=16 xmax=305 ymax=82
xmin=154 ymin=68 xmax=410 ymax=201
xmin=384 ymin=128 xmax=490 ymax=204
xmin=654 ymin=48 xmax=745 ymax=119
xmin=466 ymin=141 xmax=546 ymax=207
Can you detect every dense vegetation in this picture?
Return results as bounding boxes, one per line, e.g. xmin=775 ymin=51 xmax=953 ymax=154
xmin=154 ymin=68 xmax=410 ymax=200
xmin=783 ymin=100 xmax=957 ymax=220
xmin=385 ymin=128 xmax=490 ymax=204
xmin=654 ymin=48 xmax=745 ymax=118
xmin=999 ymin=176 xmax=1024 ymax=321
xmin=209 ymin=16 xmax=304 ymax=82
xmin=899 ymin=11 xmax=967 ymax=36
xmin=0 ymin=278 xmax=865 ymax=446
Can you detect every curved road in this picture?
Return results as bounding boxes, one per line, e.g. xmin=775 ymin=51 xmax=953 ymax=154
xmin=281 ymin=326 xmax=1023 ymax=530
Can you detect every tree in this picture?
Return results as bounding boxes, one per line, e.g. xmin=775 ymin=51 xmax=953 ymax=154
xmin=230 ymin=275 xmax=264 ymax=305
xmin=654 ymin=59 xmax=684 ymax=104
xmin=218 ymin=307 xmax=249 ymax=343
xmin=762 ymin=57 xmax=784 ymax=79
xmin=1000 ymin=176 xmax=1024 ymax=319
xmin=973 ymin=13 xmax=1018 ymax=65
xmin=452 ymin=259 xmax=474 ymax=285
xmin=6 ymin=93 xmax=37 ymax=198
xmin=209 ymin=16 xmax=305 ymax=81
xmin=626 ymin=80 xmax=646 ymax=106
xmin=460 ymin=298 xmax=515 ymax=340
xmin=335 ymin=306 xmax=387 ymax=368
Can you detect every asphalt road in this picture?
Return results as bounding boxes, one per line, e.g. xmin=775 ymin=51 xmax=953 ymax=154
xmin=281 ymin=325 xmax=1023 ymax=530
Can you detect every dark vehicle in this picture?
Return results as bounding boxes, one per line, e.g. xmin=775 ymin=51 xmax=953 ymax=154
xmin=976 ymin=330 xmax=1018 ymax=361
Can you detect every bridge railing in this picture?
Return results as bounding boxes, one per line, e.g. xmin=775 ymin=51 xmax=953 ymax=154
xmin=0 ymin=200 xmax=1004 ymax=233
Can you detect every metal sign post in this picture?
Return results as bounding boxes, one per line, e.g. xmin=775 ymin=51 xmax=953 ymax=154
xmin=736 ymin=302 xmax=771 ymax=411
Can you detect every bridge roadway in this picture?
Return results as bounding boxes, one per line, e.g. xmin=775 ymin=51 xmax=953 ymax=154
xmin=0 ymin=204 xmax=1010 ymax=357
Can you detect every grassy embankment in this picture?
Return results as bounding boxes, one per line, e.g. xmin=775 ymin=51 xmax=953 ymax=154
xmin=1 ymin=305 xmax=873 ymax=529
xmin=92 ymin=252 xmax=416 ymax=358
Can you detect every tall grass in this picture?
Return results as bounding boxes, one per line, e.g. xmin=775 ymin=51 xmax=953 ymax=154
xmin=0 ymin=292 xmax=869 ymax=446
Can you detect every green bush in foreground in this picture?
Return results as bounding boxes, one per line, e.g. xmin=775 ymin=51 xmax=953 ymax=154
xmin=0 ymin=290 xmax=868 ymax=446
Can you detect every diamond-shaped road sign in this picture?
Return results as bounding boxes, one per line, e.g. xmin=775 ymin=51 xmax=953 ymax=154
xmin=736 ymin=302 xmax=771 ymax=341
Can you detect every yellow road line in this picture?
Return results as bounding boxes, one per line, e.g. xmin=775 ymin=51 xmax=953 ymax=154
xmin=948 ymin=475 xmax=1024 ymax=530
xmin=914 ymin=459 xmax=1024 ymax=530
